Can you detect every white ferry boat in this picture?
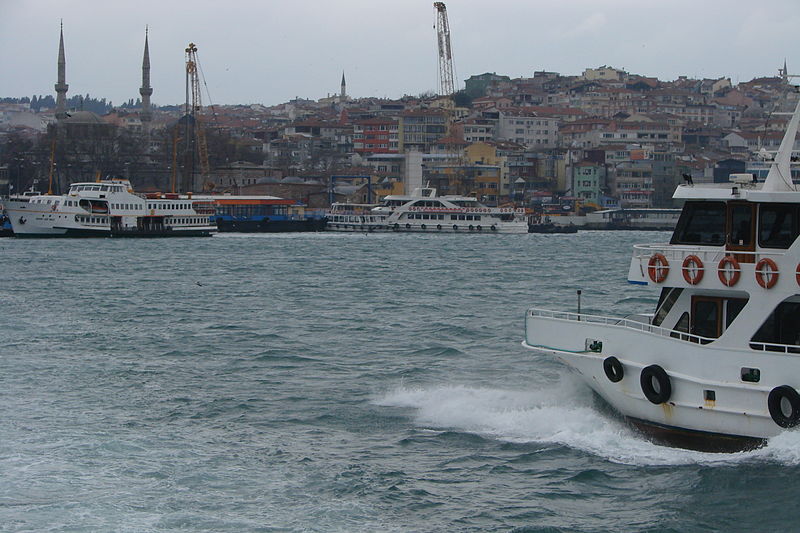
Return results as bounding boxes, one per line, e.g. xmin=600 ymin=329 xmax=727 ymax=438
xmin=5 ymin=179 xmax=215 ymax=237
xmin=326 ymin=187 xmax=528 ymax=234
xmin=524 ymin=92 xmax=800 ymax=452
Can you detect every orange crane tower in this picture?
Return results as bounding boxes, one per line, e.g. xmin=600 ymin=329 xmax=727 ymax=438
xmin=185 ymin=43 xmax=211 ymax=190
xmin=433 ymin=2 xmax=456 ymax=97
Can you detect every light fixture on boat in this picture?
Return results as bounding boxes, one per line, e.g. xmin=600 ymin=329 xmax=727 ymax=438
xmin=729 ymin=173 xmax=756 ymax=185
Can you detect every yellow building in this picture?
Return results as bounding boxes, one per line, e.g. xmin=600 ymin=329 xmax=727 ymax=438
xmin=465 ymin=142 xmax=509 ymax=196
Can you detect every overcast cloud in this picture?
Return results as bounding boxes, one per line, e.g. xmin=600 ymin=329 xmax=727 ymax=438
xmin=1 ymin=0 xmax=798 ymax=107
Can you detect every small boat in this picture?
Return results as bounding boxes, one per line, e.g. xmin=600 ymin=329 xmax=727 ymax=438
xmin=0 ymin=214 xmax=12 ymax=237
xmin=524 ymin=92 xmax=800 ymax=452
xmin=5 ymin=179 xmax=216 ymax=237
xmin=528 ymin=216 xmax=578 ymax=234
xmin=326 ymin=187 xmax=528 ymax=234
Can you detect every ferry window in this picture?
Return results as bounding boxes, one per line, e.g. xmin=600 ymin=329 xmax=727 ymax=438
xmin=729 ymin=203 xmax=754 ymax=247
xmin=690 ymin=297 xmax=747 ymax=340
xmin=726 ymin=299 xmax=747 ymax=328
xmin=670 ymin=201 xmax=725 ymax=245
xmin=692 ymin=298 xmax=719 ymax=339
xmin=451 ymin=215 xmax=457 ymax=220
xmin=653 ymin=287 xmax=683 ymax=327
xmin=672 ymin=312 xmax=690 ymax=337
xmin=751 ymin=300 xmax=800 ymax=347
xmin=759 ymin=204 xmax=798 ymax=249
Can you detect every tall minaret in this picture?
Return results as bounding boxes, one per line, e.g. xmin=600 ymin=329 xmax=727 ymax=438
xmin=55 ymin=21 xmax=69 ymax=121
xmin=139 ymin=27 xmax=153 ymax=132
xmin=340 ymin=71 xmax=346 ymax=100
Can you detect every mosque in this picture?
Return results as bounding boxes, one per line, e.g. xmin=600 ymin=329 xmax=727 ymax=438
xmin=50 ymin=23 xmax=162 ymax=191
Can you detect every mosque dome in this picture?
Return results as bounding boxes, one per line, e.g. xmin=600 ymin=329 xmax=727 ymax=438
xmin=61 ymin=110 xmax=105 ymax=125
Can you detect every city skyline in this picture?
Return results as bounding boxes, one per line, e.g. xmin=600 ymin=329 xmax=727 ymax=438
xmin=1 ymin=0 xmax=798 ymax=107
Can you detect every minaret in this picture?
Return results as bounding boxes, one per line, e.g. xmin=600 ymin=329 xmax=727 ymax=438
xmin=139 ymin=27 xmax=153 ymax=132
xmin=55 ymin=21 xmax=69 ymax=121
xmin=340 ymin=71 xmax=346 ymax=100
xmin=782 ymin=59 xmax=789 ymax=83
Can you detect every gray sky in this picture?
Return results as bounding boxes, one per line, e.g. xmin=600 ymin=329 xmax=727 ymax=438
xmin=1 ymin=0 xmax=798 ymax=107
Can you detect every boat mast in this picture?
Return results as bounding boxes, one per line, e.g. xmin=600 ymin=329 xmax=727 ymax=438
xmin=763 ymin=88 xmax=800 ymax=192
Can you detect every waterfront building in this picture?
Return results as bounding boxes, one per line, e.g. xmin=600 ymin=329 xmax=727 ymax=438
xmin=398 ymin=109 xmax=447 ymax=153
xmin=572 ymin=161 xmax=606 ymax=206
xmin=353 ymin=118 xmax=399 ymax=154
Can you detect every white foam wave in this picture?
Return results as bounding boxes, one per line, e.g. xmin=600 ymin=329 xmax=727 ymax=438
xmin=375 ymin=373 xmax=800 ymax=466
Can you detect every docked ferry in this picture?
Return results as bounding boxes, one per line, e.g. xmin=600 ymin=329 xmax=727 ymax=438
xmin=5 ymin=179 xmax=215 ymax=237
xmin=524 ymin=92 xmax=800 ymax=452
xmin=205 ymin=195 xmax=326 ymax=232
xmin=326 ymin=187 xmax=528 ymax=233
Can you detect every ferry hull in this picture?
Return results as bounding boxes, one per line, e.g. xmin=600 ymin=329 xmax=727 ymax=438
xmin=216 ymin=218 xmax=326 ymax=233
xmin=12 ymin=228 xmax=214 ymax=238
xmin=325 ymin=222 xmax=528 ymax=234
xmin=523 ymin=311 xmax=794 ymax=450
xmin=626 ymin=417 xmax=765 ymax=453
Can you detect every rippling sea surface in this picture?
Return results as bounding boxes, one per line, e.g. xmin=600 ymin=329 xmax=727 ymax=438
xmin=2 ymin=231 xmax=800 ymax=532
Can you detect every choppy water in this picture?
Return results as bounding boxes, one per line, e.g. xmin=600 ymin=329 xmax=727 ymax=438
xmin=2 ymin=231 xmax=800 ymax=532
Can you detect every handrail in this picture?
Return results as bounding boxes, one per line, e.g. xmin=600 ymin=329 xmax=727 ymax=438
xmin=528 ymin=307 xmax=715 ymax=344
xmin=748 ymin=341 xmax=800 ymax=354
xmin=529 ymin=307 xmax=800 ymax=355
xmin=632 ymin=243 xmax=786 ymax=263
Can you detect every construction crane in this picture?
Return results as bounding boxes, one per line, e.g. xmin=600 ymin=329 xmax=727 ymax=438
xmin=433 ymin=2 xmax=456 ymax=97
xmin=184 ymin=42 xmax=212 ymax=191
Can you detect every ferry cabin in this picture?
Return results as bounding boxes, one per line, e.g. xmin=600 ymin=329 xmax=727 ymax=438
xmin=634 ymin=183 xmax=800 ymax=349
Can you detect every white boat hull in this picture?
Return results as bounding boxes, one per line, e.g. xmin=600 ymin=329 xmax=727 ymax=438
xmin=523 ymin=310 xmax=790 ymax=450
xmin=325 ymin=221 xmax=528 ymax=234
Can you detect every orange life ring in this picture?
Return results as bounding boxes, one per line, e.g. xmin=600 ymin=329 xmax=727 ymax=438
xmin=647 ymin=253 xmax=669 ymax=283
xmin=755 ymin=257 xmax=779 ymax=289
xmin=796 ymin=263 xmax=800 ymax=286
xmin=681 ymin=255 xmax=704 ymax=285
xmin=718 ymin=256 xmax=741 ymax=287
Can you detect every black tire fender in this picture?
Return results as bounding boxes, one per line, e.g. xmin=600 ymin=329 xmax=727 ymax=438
xmin=640 ymin=364 xmax=671 ymax=404
xmin=768 ymin=385 xmax=800 ymax=428
xmin=603 ymin=356 xmax=624 ymax=383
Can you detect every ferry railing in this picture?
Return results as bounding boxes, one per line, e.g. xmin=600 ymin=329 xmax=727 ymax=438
xmin=528 ymin=308 xmax=716 ymax=345
xmin=749 ymin=341 xmax=800 ymax=354
xmin=631 ymin=244 xmax=786 ymax=264
xmin=530 ymin=308 xmax=800 ymax=355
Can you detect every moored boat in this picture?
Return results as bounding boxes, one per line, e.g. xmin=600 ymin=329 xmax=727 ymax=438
xmin=528 ymin=215 xmax=578 ymax=234
xmin=203 ymin=195 xmax=326 ymax=233
xmin=326 ymin=187 xmax=528 ymax=234
xmin=524 ymin=91 xmax=800 ymax=452
xmin=0 ymin=214 xmax=12 ymax=237
xmin=5 ymin=179 xmax=215 ymax=237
